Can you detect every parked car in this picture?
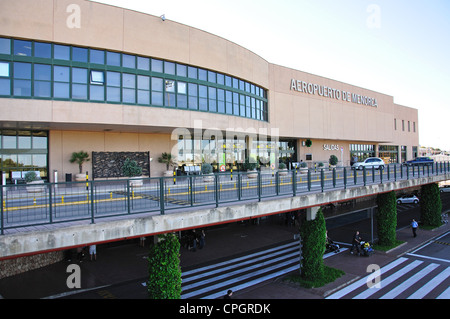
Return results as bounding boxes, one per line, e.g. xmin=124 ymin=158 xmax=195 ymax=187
xmin=397 ymin=195 xmax=419 ymax=204
xmin=440 ymin=186 xmax=450 ymax=193
xmin=404 ymin=157 xmax=434 ymax=166
xmin=352 ymin=157 xmax=385 ymax=170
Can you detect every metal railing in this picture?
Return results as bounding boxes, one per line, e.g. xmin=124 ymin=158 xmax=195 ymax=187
xmin=1 ymin=162 xmax=449 ymax=234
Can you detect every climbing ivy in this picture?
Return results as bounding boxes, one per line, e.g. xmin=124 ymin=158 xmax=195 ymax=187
xmin=147 ymin=233 xmax=182 ymax=299
xmin=299 ymin=208 xmax=326 ymax=281
xmin=376 ymin=191 xmax=397 ymax=246
xmin=420 ymin=183 xmax=442 ymax=227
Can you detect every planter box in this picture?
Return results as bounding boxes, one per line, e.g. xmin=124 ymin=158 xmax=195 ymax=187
xmin=26 ymin=180 xmax=45 ymax=193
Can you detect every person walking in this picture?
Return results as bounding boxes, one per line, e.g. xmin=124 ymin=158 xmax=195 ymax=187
xmin=350 ymin=231 xmax=362 ymax=256
xmin=411 ymin=219 xmax=418 ymax=238
xmin=89 ymin=244 xmax=97 ymax=261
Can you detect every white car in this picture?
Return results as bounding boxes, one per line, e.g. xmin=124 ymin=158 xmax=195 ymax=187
xmin=397 ymin=195 xmax=419 ymax=204
xmin=440 ymin=186 xmax=450 ymax=193
xmin=352 ymin=157 xmax=385 ymax=170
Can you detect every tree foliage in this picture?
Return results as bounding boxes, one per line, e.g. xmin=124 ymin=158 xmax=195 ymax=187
xmin=420 ymin=183 xmax=442 ymax=227
xmin=299 ymin=208 xmax=326 ymax=281
xmin=147 ymin=233 xmax=182 ymax=299
xmin=376 ymin=191 xmax=397 ymax=246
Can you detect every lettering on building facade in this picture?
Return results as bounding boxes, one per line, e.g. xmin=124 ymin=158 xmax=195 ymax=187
xmin=290 ymin=79 xmax=378 ymax=107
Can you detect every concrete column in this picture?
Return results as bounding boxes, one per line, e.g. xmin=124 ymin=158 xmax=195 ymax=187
xmin=306 ymin=206 xmax=320 ymax=221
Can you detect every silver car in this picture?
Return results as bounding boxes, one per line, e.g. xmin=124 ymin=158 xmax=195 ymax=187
xmin=352 ymin=157 xmax=385 ymax=170
xmin=397 ymin=195 xmax=419 ymax=204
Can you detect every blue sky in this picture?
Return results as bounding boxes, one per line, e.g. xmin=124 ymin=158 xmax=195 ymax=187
xmin=92 ymin=0 xmax=450 ymax=151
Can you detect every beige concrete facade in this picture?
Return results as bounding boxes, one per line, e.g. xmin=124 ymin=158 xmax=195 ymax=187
xmin=0 ymin=0 xmax=419 ymax=180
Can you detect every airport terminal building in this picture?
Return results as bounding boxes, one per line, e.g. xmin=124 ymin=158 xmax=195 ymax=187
xmin=0 ymin=0 xmax=419 ymax=182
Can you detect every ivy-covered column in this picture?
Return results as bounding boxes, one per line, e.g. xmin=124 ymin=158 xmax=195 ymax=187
xmin=420 ymin=183 xmax=442 ymax=227
xmin=376 ymin=191 xmax=397 ymax=246
xmin=147 ymin=233 xmax=182 ymax=299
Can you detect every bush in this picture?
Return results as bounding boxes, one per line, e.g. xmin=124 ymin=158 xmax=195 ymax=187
xmin=376 ymin=191 xmax=397 ymax=246
xmin=24 ymin=171 xmax=39 ymax=183
xmin=299 ymin=208 xmax=326 ymax=281
xmin=201 ymin=163 xmax=213 ymax=174
xmin=329 ymin=155 xmax=338 ymax=166
xmin=121 ymin=158 xmax=143 ymax=177
xmin=147 ymin=233 xmax=182 ymax=299
xmin=420 ymin=183 xmax=442 ymax=227
xmin=279 ymin=162 xmax=286 ymax=169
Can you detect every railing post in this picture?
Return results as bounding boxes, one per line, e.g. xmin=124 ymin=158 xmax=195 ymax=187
xmin=292 ymin=169 xmax=297 ymax=196
xmin=215 ymin=173 xmax=219 ymax=208
xmin=276 ymin=171 xmax=280 ymax=196
xmin=363 ymin=167 xmax=367 ymax=186
xmin=160 ymin=177 xmax=165 ymax=215
xmin=343 ymin=167 xmax=347 ymax=189
xmin=189 ymin=176 xmax=194 ymax=207
xmin=90 ymin=180 xmax=95 ymax=224
xmin=48 ymin=183 xmax=53 ymax=224
xmin=237 ymin=172 xmax=241 ymax=201
xmin=307 ymin=169 xmax=311 ymax=191
xmin=0 ymin=185 xmax=3 ymax=235
xmin=332 ymin=168 xmax=336 ymax=188
xmin=258 ymin=170 xmax=261 ymax=202
xmin=354 ymin=168 xmax=357 ymax=185
xmin=320 ymin=169 xmax=324 ymax=192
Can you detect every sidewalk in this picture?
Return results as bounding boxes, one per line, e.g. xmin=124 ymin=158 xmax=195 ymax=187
xmin=233 ymin=223 xmax=449 ymax=299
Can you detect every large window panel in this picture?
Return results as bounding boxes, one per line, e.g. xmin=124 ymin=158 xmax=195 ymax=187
xmin=14 ymin=40 xmax=32 ymax=57
xmin=72 ymin=68 xmax=88 ymax=100
xmin=34 ymin=42 xmax=51 ymax=59
xmin=122 ymin=73 xmax=136 ymax=103
xmin=199 ymin=85 xmax=208 ymax=111
xmin=34 ymin=64 xmax=51 ymax=97
xmin=53 ymin=66 xmax=70 ymax=98
xmin=13 ymin=62 xmax=31 ymax=96
xmin=188 ymin=83 xmax=198 ymax=110
xmin=54 ymin=45 xmax=70 ymax=60
xmin=106 ymin=71 xmax=121 ymax=102
xmin=0 ymin=38 xmax=11 ymax=55
xmin=151 ymin=77 xmax=163 ymax=106
xmin=137 ymin=75 xmax=150 ymax=105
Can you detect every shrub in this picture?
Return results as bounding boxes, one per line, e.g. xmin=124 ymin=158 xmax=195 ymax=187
xmin=329 ymin=155 xmax=338 ymax=166
xmin=279 ymin=162 xmax=287 ymax=169
xmin=121 ymin=158 xmax=143 ymax=177
xmin=376 ymin=191 xmax=397 ymax=246
xmin=69 ymin=151 xmax=90 ymax=174
xmin=420 ymin=183 xmax=442 ymax=227
xmin=201 ymin=163 xmax=213 ymax=174
xmin=24 ymin=171 xmax=39 ymax=183
xmin=147 ymin=233 xmax=181 ymax=299
xmin=299 ymin=208 xmax=326 ymax=281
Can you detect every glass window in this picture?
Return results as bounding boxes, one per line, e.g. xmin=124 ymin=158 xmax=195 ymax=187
xmin=13 ymin=62 xmax=31 ymax=96
xmin=72 ymin=68 xmax=88 ymax=100
xmin=90 ymin=84 xmax=104 ymax=101
xmin=225 ymin=90 xmax=233 ymax=114
xmin=188 ymin=83 xmax=198 ymax=110
xmin=54 ymin=44 xmax=70 ymax=60
xmin=217 ymin=89 xmax=225 ymax=113
xmin=123 ymin=54 xmax=135 ymax=69
xmin=72 ymin=47 xmax=88 ymax=62
xmin=34 ymin=42 xmax=51 ymax=58
xmin=14 ymin=40 xmax=32 ymax=56
xmin=106 ymin=71 xmax=121 ymax=102
xmin=217 ymin=73 xmax=224 ymax=85
xmin=233 ymin=92 xmax=239 ymax=115
xmin=137 ymin=75 xmax=150 ymax=105
xmin=177 ymin=81 xmax=187 ymax=108
xmin=225 ymin=76 xmax=232 ymax=87
xmin=164 ymin=61 xmax=175 ymax=75
xmin=18 ymin=131 xmax=31 ymax=149
xmin=122 ymin=73 xmax=135 ymax=103
xmin=199 ymin=85 xmax=207 ymax=111
xmin=176 ymin=64 xmax=187 ymax=77
xmin=178 ymin=82 xmax=187 ymax=94
xmin=151 ymin=59 xmax=163 ymax=73
xmin=209 ymin=87 xmax=217 ymax=112
xmin=106 ymin=51 xmax=121 ymax=66
xmin=0 ymin=78 xmax=10 ymax=95
xmin=90 ymin=49 xmax=104 ymax=64
xmin=164 ymin=80 xmax=175 ymax=107
xmin=208 ymin=71 xmax=216 ymax=83
xmin=3 ymin=131 xmax=17 ymax=148
xmin=90 ymin=70 xmax=104 ymax=84
xmin=151 ymin=77 xmax=163 ymax=106
xmin=198 ymin=69 xmax=207 ymax=81
xmin=34 ymin=64 xmax=51 ymax=97
xmin=188 ymin=66 xmax=197 ymax=79
xmin=0 ymin=62 xmax=9 ymax=77
xmin=53 ymin=66 xmax=70 ymax=98
xmin=0 ymin=38 xmax=11 ymax=55
xmin=137 ymin=56 xmax=150 ymax=71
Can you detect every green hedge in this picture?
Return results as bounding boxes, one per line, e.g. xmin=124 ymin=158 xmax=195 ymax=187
xmin=147 ymin=233 xmax=182 ymax=299
xmin=299 ymin=208 xmax=326 ymax=281
xmin=420 ymin=183 xmax=442 ymax=227
xmin=376 ymin=191 xmax=397 ymax=246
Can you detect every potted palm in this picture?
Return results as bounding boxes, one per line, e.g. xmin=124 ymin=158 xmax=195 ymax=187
xmin=158 ymin=152 xmax=175 ymax=177
xmin=122 ymin=158 xmax=143 ymax=187
xmin=69 ymin=151 xmax=90 ymax=181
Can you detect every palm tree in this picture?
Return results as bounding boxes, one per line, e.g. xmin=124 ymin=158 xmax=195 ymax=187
xmin=70 ymin=151 xmax=90 ymax=174
xmin=158 ymin=152 xmax=175 ymax=170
